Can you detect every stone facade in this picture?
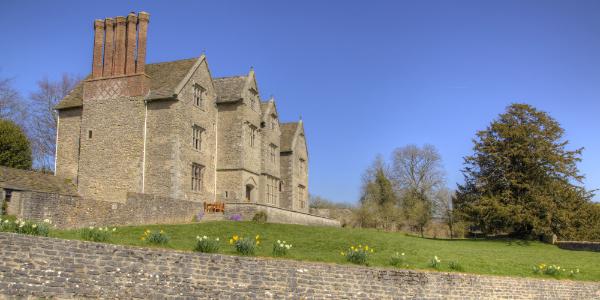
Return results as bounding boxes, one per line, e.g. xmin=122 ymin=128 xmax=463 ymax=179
xmin=1 ymin=233 xmax=599 ymax=299
xmin=54 ymin=12 xmax=309 ymax=214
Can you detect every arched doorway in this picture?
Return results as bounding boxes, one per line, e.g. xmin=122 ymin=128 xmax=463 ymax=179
xmin=245 ymin=184 xmax=254 ymax=202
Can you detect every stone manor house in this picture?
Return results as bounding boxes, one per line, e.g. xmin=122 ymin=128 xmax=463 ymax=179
xmin=53 ymin=12 xmax=309 ymax=213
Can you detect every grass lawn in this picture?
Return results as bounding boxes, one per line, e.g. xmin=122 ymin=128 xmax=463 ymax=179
xmin=50 ymin=221 xmax=600 ymax=281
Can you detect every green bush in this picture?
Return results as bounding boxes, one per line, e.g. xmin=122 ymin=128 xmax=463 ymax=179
xmin=448 ymin=261 xmax=463 ymax=271
xmin=141 ymin=229 xmax=169 ymax=245
xmin=230 ymin=234 xmax=260 ymax=256
xmin=194 ymin=235 xmax=220 ymax=253
xmin=389 ymin=252 xmax=407 ymax=267
xmin=341 ymin=244 xmax=373 ymax=265
xmin=0 ymin=118 xmax=32 ymax=169
xmin=1 ymin=218 xmax=50 ymax=236
xmin=81 ymin=226 xmax=115 ymax=242
xmin=533 ymin=264 xmax=580 ymax=278
xmin=252 ymin=211 xmax=268 ymax=224
xmin=429 ymin=256 xmax=441 ymax=269
xmin=272 ymin=240 xmax=292 ymax=256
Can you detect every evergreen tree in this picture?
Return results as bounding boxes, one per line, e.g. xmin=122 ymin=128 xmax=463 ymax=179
xmin=455 ymin=104 xmax=594 ymax=239
xmin=0 ymin=118 xmax=32 ymax=169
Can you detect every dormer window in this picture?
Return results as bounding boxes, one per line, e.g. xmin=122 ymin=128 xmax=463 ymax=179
xmin=193 ymin=84 xmax=205 ymax=108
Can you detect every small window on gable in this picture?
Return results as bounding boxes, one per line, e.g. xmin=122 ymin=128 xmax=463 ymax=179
xmin=270 ymin=115 xmax=277 ymax=130
xmin=193 ymin=84 xmax=206 ymax=108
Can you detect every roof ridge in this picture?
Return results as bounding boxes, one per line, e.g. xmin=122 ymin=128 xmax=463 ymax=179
xmin=214 ymin=75 xmax=247 ymax=80
xmin=146 ymin=57 xmax=198 ymax=66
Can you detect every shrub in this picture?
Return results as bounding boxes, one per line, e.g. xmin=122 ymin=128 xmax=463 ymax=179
xmin=533 ymin=263 xmax=580 ymax=277
xmin=429 ymin=256 xmax=441 ymax=269
xmin=341 ymin=244 xmax=373 ymax=265
xmin=195 ymin=211 xmax=204 ymax=222
xmin=252 ymin=211 xmax=268 ymax=224
xmin=194 ymin=235 xmax=220 ymax=253
xmin=229 ymin=214 xmax=242 ymax=221
xmin=448 ymin=261 xmax=463 ymax=271
xmin=272 ymin=240 xmax=292 ymax=256
xmin=141 ymin=229 xmax=169 ymax=245
xmin=0 ymin=118 xmax=32 ymax=169
xmin=1 ymin=218 xmax=50 ymax=236
xmin=389 ymin=252 xmax=407 ymax=267
xmin=230 ymin=234 xmax=260 ymax=255
xmin=81 ymin=226 xmax=115 ymax=242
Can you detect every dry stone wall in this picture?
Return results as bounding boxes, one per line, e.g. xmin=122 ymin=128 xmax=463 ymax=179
xmin=225 ymin=202 xmax=340 ymax=227
xmin=1 ymin=233 xmax=599 ymax=299
xmin=10 ymin=191 xmax=202 ymax=229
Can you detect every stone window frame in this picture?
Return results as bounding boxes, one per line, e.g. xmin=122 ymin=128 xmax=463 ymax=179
xmin=270 ymin=115 xmax=278 ymax=130
xmin=299 ymin=158 xmax=306 ymax=174
xmin=248 ymin=88 xmax=258 ymax=111
xmin=269 ymin=144 xmax=277 ymax=163
xmin=297 ymin=184 xmax=306 ymax=209
xmin=193 ymin=83 xmax=206 ymax=109
xmin=248 ymin=124 xmax=257 ymax=148
xmin=191 ymin=163 xmax=204 ymax=192
xmin=265 ymin=176 xmax=278 ymax=205
xmin=192 ymin=125 xmax=204 ymax=151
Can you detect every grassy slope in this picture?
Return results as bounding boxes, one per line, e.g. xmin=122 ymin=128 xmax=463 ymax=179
xmin=50 ymin=221 xmax=600 ymax=281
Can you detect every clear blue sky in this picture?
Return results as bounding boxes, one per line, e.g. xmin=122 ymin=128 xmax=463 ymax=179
xmin=1 ymin=0 xmax=599 ymax=203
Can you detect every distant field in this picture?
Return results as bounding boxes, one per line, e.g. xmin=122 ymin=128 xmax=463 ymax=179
xmin=50 ymin=221 xmax=600 ymax=281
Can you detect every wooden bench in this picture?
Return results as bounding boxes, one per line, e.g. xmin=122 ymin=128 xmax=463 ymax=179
xmin=204 ymin=202 xmax=225 ymax=213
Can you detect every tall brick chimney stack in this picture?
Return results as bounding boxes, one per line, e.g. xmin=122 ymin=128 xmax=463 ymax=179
xmin=136 ymin=12 xmax=149 ymax=74
xmin=125 ymin=13 xmax=137 ymax=74
xmin=85 ymin=12 xmax=150 ymax=99
xmin=102 ymin=18 xmax=115 ymax=76
xmin=113 ymin=16 xmax=127 ymax=76
xmin=89 ymin=12 xmax=150 ymax=79
xmin=91 ymin=20 xmax=104 ymax=78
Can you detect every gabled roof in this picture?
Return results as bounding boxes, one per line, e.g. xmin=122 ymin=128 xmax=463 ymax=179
xmin=213 ymin=76 xmax=247 ymax=103
xmin=0 ymin=166 xmax=78 ymax=196
xmin=56 ymin=58 xmax=199 ymax=110
xmin=280 ymin=122 xmax=299 ymax=152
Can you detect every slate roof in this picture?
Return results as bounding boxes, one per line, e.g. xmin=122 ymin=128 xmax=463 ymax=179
xmin=213 ymin=76 xmax=247 ymax=103
xmin=55 ymin=58 xmax=199 ymax=110
xmin=0 ymin=167 xmax=78 ymax=196
xmin=280 ymin=122 xmax=299 ymax=152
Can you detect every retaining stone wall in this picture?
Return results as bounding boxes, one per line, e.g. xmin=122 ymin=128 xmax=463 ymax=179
xmin=0 ymin=233 xmax=598 ymax=299
xmin=556 ymin=241 xmax=600 ymax=252
xmin=11 ymin=191 xmax=202 ymax=229
xmin=225 ymin=202 xmax=340 ymax=227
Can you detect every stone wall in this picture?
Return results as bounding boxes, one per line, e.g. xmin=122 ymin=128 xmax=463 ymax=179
xmin=225 ymin=202 xmax=340 ymax=227
xmin=556 ymin=241 xmax=600 ymax=252
xmin=1 ymin=233 xmax=598 ymax=299
xmin=10 ymin=191 xmax=202 ymax=229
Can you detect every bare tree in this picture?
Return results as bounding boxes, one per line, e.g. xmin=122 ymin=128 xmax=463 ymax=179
xmin=0 ymin=76 xmax=26 ymax=124
xmin=29 ymin=74 xmax=80 ymax=171
xmin=391 ymin=144 xmax=446 ymax=236
xmin=434 ymin=188 xmax=455 ymax=238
